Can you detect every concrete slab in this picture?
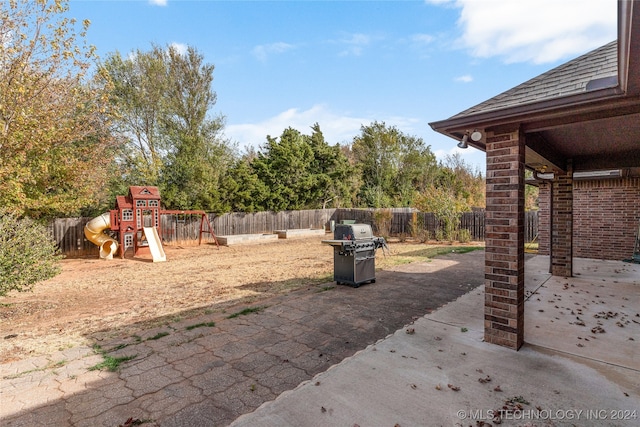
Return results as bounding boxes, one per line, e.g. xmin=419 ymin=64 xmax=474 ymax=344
xmin=232 ymin=298 xmax=639 ymax=426
xmin=231 ymin=256 xmax=640 ymax=427
xmin=525 ymin=257 xmax=640 ymax=371
xmin=216 ymin=234 xmax=279 ymax=246
xmin=274 ymin=229 xmax=327 ymax=239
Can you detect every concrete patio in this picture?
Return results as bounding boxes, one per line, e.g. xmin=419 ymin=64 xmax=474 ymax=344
xmin=232 ymin=256 xmax=639 ymax=427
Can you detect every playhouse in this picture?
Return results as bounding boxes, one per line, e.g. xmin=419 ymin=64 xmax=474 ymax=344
xmin=110 ymin=186 xmax=164 ymax=260
xmin=84 ymin=185 xmax=217 ymax=261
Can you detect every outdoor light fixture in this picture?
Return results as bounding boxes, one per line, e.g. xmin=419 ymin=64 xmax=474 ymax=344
xmin=457 ymin=132 xmax=469 ymax=149
xmin=470 ymin=129 xmax=483 ymax=142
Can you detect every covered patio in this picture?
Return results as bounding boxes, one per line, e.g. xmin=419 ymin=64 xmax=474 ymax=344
xmin=231 ymin=252 xmax=639 ymax=427
xmin=430 ymin=0 xmax=640 ymax=350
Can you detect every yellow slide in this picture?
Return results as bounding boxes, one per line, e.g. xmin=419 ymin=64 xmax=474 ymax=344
xmin=143 ymin=226 xmax=166 ymax=262
xmin=84 ymin=213 xmax=119 ymax=260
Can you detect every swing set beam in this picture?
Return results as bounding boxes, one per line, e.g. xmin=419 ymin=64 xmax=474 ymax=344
xmin=160 ymin=210 xmax=220 ymax=248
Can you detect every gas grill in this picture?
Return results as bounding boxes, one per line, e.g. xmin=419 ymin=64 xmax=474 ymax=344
xmin=322 ymin=223 xmax=387 ymax=287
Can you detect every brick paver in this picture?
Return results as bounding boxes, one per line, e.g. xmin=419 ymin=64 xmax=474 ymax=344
xmin=0 ymin=251 xmax=484 ymax=427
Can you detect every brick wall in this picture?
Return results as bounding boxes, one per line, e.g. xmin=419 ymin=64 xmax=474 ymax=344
xmin=573 ymin=178 xmax=640 ymax=260
xmin=538 ymin=177 xmax=640 ymax=260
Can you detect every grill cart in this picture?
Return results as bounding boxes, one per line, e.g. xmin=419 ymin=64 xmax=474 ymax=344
xmin=322 ymin=223 xmax=387 ymax=287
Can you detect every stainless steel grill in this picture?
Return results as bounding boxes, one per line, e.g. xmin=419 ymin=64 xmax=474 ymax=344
xmin=322 ymin=223 xmax=387 ymax=287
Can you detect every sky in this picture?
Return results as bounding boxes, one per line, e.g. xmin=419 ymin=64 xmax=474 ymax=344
xmin=66 ymin=0 xmax=618 ymax=173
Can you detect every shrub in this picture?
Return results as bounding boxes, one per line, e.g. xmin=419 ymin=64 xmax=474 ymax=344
xmin=409 ymin=213 xmax=431 ymax=243
xmin=0 ymin=211 xmax=62 ymax=296
xmin=373 ymin=208 xmax=393 ymax=238
xmin=409 ymin=212 xmax=421 ymax=239
xmin=458 ymin=228 xmax=472 ymax=243
xmin=414 ymin=186 xmax=469 ymax=243
xmin=417 ymin=229 xmax=431 ymax=243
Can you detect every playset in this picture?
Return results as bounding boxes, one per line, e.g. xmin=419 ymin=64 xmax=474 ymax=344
xmin=84 ymin=186 xmax=218 ymax=261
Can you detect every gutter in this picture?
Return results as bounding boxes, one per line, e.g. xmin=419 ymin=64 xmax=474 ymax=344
xmin=429 ymin=87 xmax=628 ymax=137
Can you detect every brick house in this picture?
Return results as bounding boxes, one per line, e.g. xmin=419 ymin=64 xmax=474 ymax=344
xmin=430 ymin=1 xmax=640 ymax=350
xmin=538 ymin=174 xmax=640 ymax=261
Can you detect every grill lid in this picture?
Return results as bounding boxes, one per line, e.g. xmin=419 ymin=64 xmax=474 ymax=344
xmin=334 ymin=223 xmax=374 ymax=240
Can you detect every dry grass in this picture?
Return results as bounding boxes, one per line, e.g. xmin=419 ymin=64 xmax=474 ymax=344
xmin=0 ymin=236 xmax=483 ymax=363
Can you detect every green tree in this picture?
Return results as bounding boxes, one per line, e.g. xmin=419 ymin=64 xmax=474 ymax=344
xmin=524 ymin=170 xmax=539 ymax=211
xmin=352 ymin=122 xmax=437 ymax=207
xmin=393 ymin=136 xmax=439 ymax=207
xmin=439 ymin=153 xmax=485 ymax=209
xmin=0 ymin=0 xmax=114 ymax=218
xmin=252 ymin=127 xmax=316 ymax=211
xmin=307 ymin=124 xmax=354 ymax=208
xmin=352 ymin=122 xmax=399 ymax=207
xmin=159 ymin=45 xmax=232 ymax=211
xmin=0 ymin=211 xmax=62 ymax=296
xmin=219 ymin=155 xmax=269 ymax=213
xmin=100 ymin=46 xmax=168 ymax=184
xmin=414 ymin=185 xmax=469 ymax=241
xmin=100 ymin=44 xmax=232 ymax=210
xmin=249 ymin=125 xmax=354 ymax=212
xmin=414 ymin=154 xmax=484 ymax=241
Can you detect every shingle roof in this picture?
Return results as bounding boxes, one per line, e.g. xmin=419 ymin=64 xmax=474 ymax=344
xmin=450 ymin=41 xmax=618 ymax=119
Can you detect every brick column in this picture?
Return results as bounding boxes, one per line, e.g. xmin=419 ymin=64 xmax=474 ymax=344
xmin=551 ymin=162 xmax=573 ymax=277
xmin=484 ymin=129 xmax=525 ymax=350
xmin=537 ymin=182 xmax=550 ymax=256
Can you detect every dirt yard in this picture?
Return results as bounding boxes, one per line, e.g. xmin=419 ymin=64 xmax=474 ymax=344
xmin=0 ymin=236 xmax=482 ymax=364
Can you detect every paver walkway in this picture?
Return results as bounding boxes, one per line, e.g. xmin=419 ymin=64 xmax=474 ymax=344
xmin=0 ymin=251 xmax=484 ymax=427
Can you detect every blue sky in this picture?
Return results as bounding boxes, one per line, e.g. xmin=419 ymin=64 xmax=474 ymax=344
xmin=68 ymin=0 xmax=617 ymax=172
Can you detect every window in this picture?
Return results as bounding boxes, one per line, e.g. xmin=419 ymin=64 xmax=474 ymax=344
xmin=122 ymin=209 xmax=133 ymax=221
xmin=136 ymin=200 xmax=146 ymax=207
xmin=124 ymin=233 xmax=134 ymax=249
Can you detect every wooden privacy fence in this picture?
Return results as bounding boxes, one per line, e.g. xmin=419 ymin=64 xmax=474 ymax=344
xmin=211 ymin=209 xmax=336 ymax=236
xmin=49 ymin=209 xmax=538 ymax=257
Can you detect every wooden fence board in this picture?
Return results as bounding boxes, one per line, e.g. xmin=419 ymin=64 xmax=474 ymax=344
xmin=50 ymin=209 xmax=539 ymax=256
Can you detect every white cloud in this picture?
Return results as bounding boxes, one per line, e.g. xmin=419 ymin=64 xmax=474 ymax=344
xmin=335 ymin=33 xmax=373 ymax=57
xmin=252 ymin=42 xmax=295 ymax=62
xmin=411 ymin=33 xmax=435 ymax=45
xmin=170 ymin=42 xmax=188 ymax=55
xmin=425 ymin=0 xmax=454 ymax=5
xmin=148 ymin=0 xmax=167 ymax=6
xmin=226 ymin=104 xmax=487 ymax=171
xmin=225 ymin=104 xmax=420 ymax=150
xmin=432 ymin=0 xmax=617 ymax=64
xmin=455 ymin=74 xmax=473 ymax=83
xmin=226 ymin=105 xmax=362 ymax=148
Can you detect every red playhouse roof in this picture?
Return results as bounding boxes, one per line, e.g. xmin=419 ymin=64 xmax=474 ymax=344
xmin=128 ymin=186 xmax=161 ymax=200
xmin=114 ymin=195 xmax=132 ymax=209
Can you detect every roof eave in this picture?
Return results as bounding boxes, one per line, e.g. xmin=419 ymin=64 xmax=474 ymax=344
xmin=429 ymin=86 xmax=625 ymax=149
